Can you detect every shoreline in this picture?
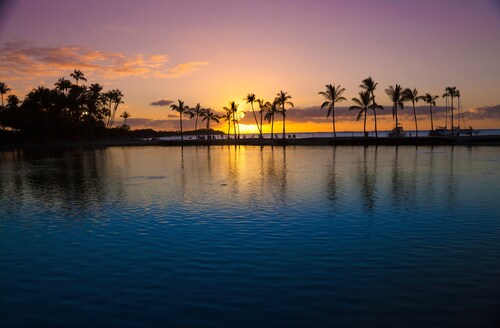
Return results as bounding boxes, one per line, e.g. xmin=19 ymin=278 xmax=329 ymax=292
xmin=1 ymin=135 xmax=500 ymax=151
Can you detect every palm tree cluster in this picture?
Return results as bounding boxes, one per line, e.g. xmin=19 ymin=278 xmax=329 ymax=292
xmin=0 ymin=70 xmax=124 ymax=141
xmin=170 ymin=100 xmax=220 ymax=141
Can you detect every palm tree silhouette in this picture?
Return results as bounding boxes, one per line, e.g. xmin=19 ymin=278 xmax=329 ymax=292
xmin=385 ymin=84 xmax=405 ymax=129
xmin=256 ymin=98 xmax=267 ymax=138
xmin=418 ymin=93 xmax=439 ymax=131
xmin=70 ymin=70 xmax=87 ymax=86
xmin=403 ymin=88 xmax=420 ymax=137
xmin=201 ymin=108 xmax=220 ymax=138
xmin=0 ymin=82 xmax=11 ymax=108
xmin=191 ymin=103 xmax=204 ymax=132
xmin=319 ymin=84 xmax=346 ymax=138
xmin=264 ymin=100 xmax=279 ymax=140
xmin=360 ymin=77 xmax=382 ymax=137
xmin=349 ymin=90 xmax=372 ymax=136
xmin=244 ymin=93 xmax=262 ymax=138
xmin=170 ymin=99 xmax=190 ymax=142
xmin=276 ymin=91 xmax=294 ymax=139
xmin=223 ymin=101 xmax=239 ymax=139
xmin=444 ymin=86 xmax=459 ymax=136
xmin=54 ymin=77 xmax=72 ymax=94
xmin=120 ymin=111 xmax=130 ymax=126
xmin=105 ymin=89 xmax=124 ymax=128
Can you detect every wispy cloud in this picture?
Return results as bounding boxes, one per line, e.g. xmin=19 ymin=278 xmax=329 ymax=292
xmin=0 ymin=41 xmax=208 ymax=81
xmin=150 ymin=99 xmax=174 ymax=107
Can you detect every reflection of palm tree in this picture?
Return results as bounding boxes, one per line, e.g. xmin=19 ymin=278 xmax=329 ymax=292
xmin=120 ymin=111 xmax=130 ymax=126
xmin=385 ymin=84 xmax=405 ymax=128
xmin=170 ymin=99 xmax=190 ymax=142
xmin=319 ymin=84 xmax=346 ymax=137
xmin=360 ymin=77 xmax=382 ymax=137
xmin=418 ymin=93 xmax=439 ymax=131
xmin=264 ymin=100 xmax=279 ymax=140
xmin=245 ymin=93 xmax=262 ymax=138
xmin=0 ymin=82 xmax=11 ymax=108
xmin=276 ymin=91 xmax=294 ymax=139
xmin=403 ymin=88 xmax=420 ymax=137
xmin=349 ymin=90 xmax=372 ymax=136
xmin=70 ymin=69 xmax=87 ymax=86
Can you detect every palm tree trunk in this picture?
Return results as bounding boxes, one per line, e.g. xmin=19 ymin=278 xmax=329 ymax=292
xmin=413 ymin=102 xmax=418 ymax=137
xmin=430 ymin=105 xmax=434 ymax=131
xmin=180 ymin=112 xmax=183 ymax=142
xmin=227 ymin=121 xmax=231 ymax=139
xmin=271 ymin=116 xmax=274 ymax=140
xmin=282 ymin=108 xmax=286 ymax=139
xmin=395 ymin=105 xmax=398 ymax=128
xmin=451 ymin=96 xmax=454 ymax=136
xmin=363 ymin=110 xmax=367 ymax=137
xmin=332 ymin=104 xmax=336 ymax=138
xmin=251 ymin=103 xmax=261 ymax=137
xmin=372 ymin=93 xmax=378 ymax=137
xmin=260 ymin=110 xmax=263 ymax=138
xmin=195 ymin=116 xmax=198 ymax=132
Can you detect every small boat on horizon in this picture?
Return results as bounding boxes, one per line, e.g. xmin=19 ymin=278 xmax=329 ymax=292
xmin=428 ymin=126 xmax=478 ymax=137
xmin=388 ymin=124 xmax=406 ymax=137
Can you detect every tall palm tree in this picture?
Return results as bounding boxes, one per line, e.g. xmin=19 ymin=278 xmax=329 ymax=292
xmin=120 ymin=111 xmax=130 ymax=126
xmin=244 ymin=93 xmax=262 ymax=138
xmin=223 ymin=101 xmax=239 ymax=140
xmin=264 ymin=100 xmax=279 ymax=140
xmin=191 ymin=103 xmax=203 ymax=132
xmin=385 ymin=84 xmax=405 ymax=129
xmin=349 ymin=90 xmax=372 ymax=136
xmin=403 ymin=88 xmax=420 ymax=137
xmin=418 ymin=93 xmax=439 ymax=131
xmin=444 ymin=86 xmax=459 ymax=135
xmin=70 ymin=70 xmax=87 ymax=86
xmin=106 ymin=89 xmax=124 ymax=128
xmin=201 ymin=108 xmax=220 ymax=138
xmin=221 ymin=107 xmax=233 ymax=139
xmin=170 ymin=99 xmax=190 ymax=142
xmin=319 ymin=84 xmax=346 ymax=137
xmin=0 ymin=82 xmax=11 ymax=108
xmin=276 ymin=91 xmax=294 ymax=139
xmin=256 ymin=98 xmax=267 ymax=138
xmin=360 ymin=77 xmax=381 ymax=137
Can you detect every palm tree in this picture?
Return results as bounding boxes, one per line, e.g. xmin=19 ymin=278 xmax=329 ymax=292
xmin=244 ymin=93 xmax=262 ymax=138
xmin=170 ymin=99 xmax=190 ymax=142
xmin=276 ymin=91 xmax=294 ymax=139
xmin=54 ymin=77 xmax=72 ymax=94
xmin=319 ymin=84 xmax=346 ymax=137
xmin=221 ymin=107 xmax=233 ymax=139
xmin=70 ymin=69 xmax=87 ymax=86
xmin=200 ymin=108 xmax=220 ymax=138
xmin=106 ymin=89 xmax=124 ymax=128
xmin=191 ymin=103 xmax=204 ymax=132
xmin=256 ymin=98 xmax=267 ymax=138
xmin=223 ymin=101 xmax=239 ymax=139
xmin=264 ymin=100 xmax=279 ymax=140
xmin=349 ymin=90 xmax=372 ymax=136
xmin=403 ymin=88 xmax=420 ymax=137
xmin=385 ymin=84 xmax=405 ymax=129
xmin=0 ymin=82 xmax=11 ymax=108
xmin=120 ymin=111 xmax=130 ymax=126
xmin=418 ymin=93 xmax=439 ymax=131
xmin=444 ymin=86 xmax=459 ymax=135
xmin=360 ymin=77 xmax=381 ymax=137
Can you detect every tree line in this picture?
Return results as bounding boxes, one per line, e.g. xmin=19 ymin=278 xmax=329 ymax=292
xmin=0 ymin=70 xmax=129 ymax=142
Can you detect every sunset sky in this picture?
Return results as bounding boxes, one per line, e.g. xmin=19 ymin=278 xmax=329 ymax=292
xmin=0 ymin=0 xmax=499 ymax=133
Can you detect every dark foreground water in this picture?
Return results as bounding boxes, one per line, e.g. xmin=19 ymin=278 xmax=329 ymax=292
xmin=1 ymin=146 xmax=499 ymax=327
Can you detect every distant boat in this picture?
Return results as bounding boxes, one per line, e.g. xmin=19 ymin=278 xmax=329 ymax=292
xmin=429 ymin=126 xmax=478 ymax=137
xmin=388 ymin=124 xmax=406 ymax=137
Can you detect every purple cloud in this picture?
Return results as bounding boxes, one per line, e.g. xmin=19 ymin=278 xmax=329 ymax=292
xmin=150 ymin=99 xmax=174 ymax=107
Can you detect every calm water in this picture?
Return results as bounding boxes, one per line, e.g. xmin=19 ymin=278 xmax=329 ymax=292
xmin=1 ymin=146 xmax=499 ymax=327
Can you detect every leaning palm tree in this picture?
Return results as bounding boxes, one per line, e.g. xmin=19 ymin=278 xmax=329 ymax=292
xmin=191 ymin=103 xmax=204 ymax=132
xmin=349 ymin=90 xmax=372 ymax=136
xmin=360 ymin=77 xmax=381 ymax=137
xmin=0 ymin=82 xmax=11 ymax=108
xmin=120 ymin=111 xmax=130 ymax=126
xmin=264 ymin=100 xmax=279 ymax=140
xmin=276 ymin=91 xmax=294 ymax=139
xmin=385 ymin=84 xmax=405 ymax=129
xmin=223 ymin=101 xmax=239 ymax=139
xmin=170 ymin=99 xmax=190 ymax=142
xmin=244 ymin=93 xmax=262 ymax=138
xmin=403 ymin=88 xmax=420 ymax=137
xmin=106 ymin=89 xmax=124 ymax=128
xmin=418 ymin=93 xmax=439 ymax=131
xmin=70 ymin=69 xmax=87 ymax=86
xmin=256 ymin=98 xmax=267 ymax=138
xmin=319 ymin=84 xmax=346 ymax=137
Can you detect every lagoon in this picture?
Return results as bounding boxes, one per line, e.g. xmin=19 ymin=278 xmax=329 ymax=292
xmin=1 ymin=146 xmax=499 ymax=327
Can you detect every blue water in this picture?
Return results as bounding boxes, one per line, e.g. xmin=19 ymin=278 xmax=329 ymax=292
xmin=1 ymin=146 xmax=499 ymax=327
